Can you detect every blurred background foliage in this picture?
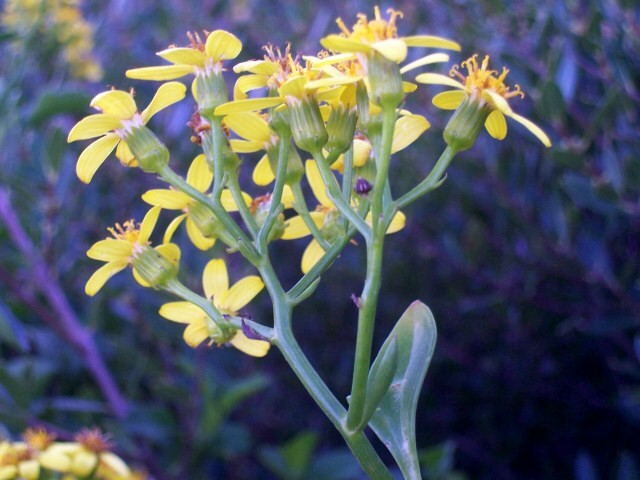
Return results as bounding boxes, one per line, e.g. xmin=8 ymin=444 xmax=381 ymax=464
xmin=0 ymin=0 xmax=638 ymax=478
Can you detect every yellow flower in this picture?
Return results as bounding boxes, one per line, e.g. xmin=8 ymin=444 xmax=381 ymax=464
xmin=416 ymin=54 xmax=551 ymax=147
xmin=84 ymin=206 xmax=180 ymax=296
xmin=39 ymin=429 xmax=131 ymax=480
xmin=159 ymin=259 xmax=269 ymax=357
xmin=126 ymin=30 xmax=242 ymax=82
xmin=281 ymin=160 xmax=405 ymax=273
xmin=0 ymin=441 xmax=39 ymax=480
xmin=68 ymin=82 xmax=186 ymax=183
xmin=141 ymin=154 xmax=250 ymax=250
xmin=321 ymin=6 xmax=460 ymax=64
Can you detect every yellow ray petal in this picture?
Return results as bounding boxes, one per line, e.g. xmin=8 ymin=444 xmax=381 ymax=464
xmin=76 ymin=134 xmax=120 ymax=184
xmin=229 ymin=139 xmax=265 ymax=153
xmin=86 ymin=239 xmax=132 ymax=262
xmin=183 ymin=319 xmax=209 ymax=347
xmin=224 ymin=112 xmax=271 ymax=142
xmin=163 ymin=214 xmax=187 ymax=243
xmin=432 ymin=90 xmax=465 ymax=110
xmin=508 ymin=112 xmax=552 ymax=147
xmin=90 ymin=90 xmax=137 ymax=118
xmin=233 ymin=59 xmax=279 ymax=75
xmin=402 ymin=35 xmax=461 ymax=51
xmin=85 ymin=261 xmax=127 ymax=296
xmin=281 ymin=215 xmax=311 ymax=240
xmin=279 ymin=76 xmax=307 ymax=98
xmin=159 ymin=301 xmax=205 ymax=323
xmin=141 ymin=81 xmax=187 ymax=123
xmin=220 ymin=276 xmax=264 ymax=313
xmin=229 ymin=331 xmax=270 ymax=357
xmin=205 ymin=30 xmax=242 ymax=62
xmin=203 ymin=259 xmax=228 ymax=300
xmin=186 ymin=217 xmax=216 ymax=250
xmin=305 ymin=160 xmax=332 ymax=208
xmin=252 ymin=154 xmax=275 ymax=185
xmin=220 ymin=188 xmax=250 ymax=211
xmin=214 ymin=97 xmax=285 ymax=115
xmin=386 ymin=211 xmax=406 ymax=234
xmin=155 ymin=243 xmax=181 ymax=265
xmin=115 ymin=140 xmax=137 ymax=167
xmin=68 ymin=114 xmax=122 ymax=142
xmin=234 ymin=74 xmax=268 ymax=100
xmin=139 ymin=205 xmax=161 ymax=244
xmin=308 ymin=52 xmax=357 ymax=68
xmin=304 ymin=76 xmax=360 ymax=90
xmin=186 ymin=154 xmax=213 ymax=192
xmin=484 ymin=110 xmax=507 ymax=140
xmin=482 ymin=89 xmax=513 ymax=115
xmin=126 ymin=65 xmax=196 ymax=81
xmin=320 ymin=35 xmax=372 ymax=54
xmin=391 ymin=114 xmax=430 ymax=154
xmin=372 ymin=38 xmax=407 ymax=63
xmin=156 ymin=47 xmax=205 ymax=66
xmin=415 ymin=73 xmax=465 ymax=89
xmin=301 ymin=239 xmax=326 ymax=274
xmin=281 ymin=184 xmax=295 ymax=209
xmin=142 ymin=189 xmax=190 ymax=209
xmin=400 ymin=53 xmax=450 ymax=74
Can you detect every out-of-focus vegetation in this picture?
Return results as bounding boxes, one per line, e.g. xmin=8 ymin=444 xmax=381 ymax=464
xmin=0 ymin=0 xmax=638 ymax=479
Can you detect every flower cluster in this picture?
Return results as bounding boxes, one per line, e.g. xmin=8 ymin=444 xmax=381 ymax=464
xmin=0 ymin=427 xmax=143 ymax=480
xmin=1 ymin=0 xmax=102 ymax=81
xmin=68 ymin=6 xmax=551 ymax=357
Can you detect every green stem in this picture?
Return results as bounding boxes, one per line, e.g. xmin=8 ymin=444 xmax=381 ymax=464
xmin=257 ymin=135 xmax=290 ymax=251
xmin=394 ymin=146 xmax=457 ymax=210
xmin=164 ymin=278 xmax=230 ymax=335
xmin=312 ymin=150 xmax=371 ymax=238
xmin=346 ymin=106 xmax=396 ymax=431
xmin=291 ymin=182 xmax=331 ymax=251
xmin=226 ymin=172 xmax=259 ymax=238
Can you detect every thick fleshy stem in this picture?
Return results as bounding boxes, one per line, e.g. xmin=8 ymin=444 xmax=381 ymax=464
xmin=346 ymin=105 xmax=397 ymax=432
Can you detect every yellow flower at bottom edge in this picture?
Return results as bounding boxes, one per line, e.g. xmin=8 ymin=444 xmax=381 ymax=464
xmin=159 ymin=258 xmax=269 ymax=357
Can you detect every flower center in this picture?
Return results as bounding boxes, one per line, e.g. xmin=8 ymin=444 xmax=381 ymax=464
xmin=336 ymin=6 xmax=403 ymax=44
xmin=450 ymin=54 xmax=524 ymax=100
xmin=108 ymin=220 xmax=141 ymax=244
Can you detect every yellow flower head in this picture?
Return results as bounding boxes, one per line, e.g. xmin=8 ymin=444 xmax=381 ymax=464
xmin=159 ymin=259 xmax=269 ymax=357
xmin=321 ymin=6 xmax=460 ymax=65
xmin=23 ymin=428 xmax=55 ymax=451
xmin=416 ymin=54 xmax=551 ymax=147
xmin=84 ymin=206 xmax=181 ymax=296
xmin=126 ymin=30 xmax=242 ymax=81
xmin=68 ymin=82 xmax=186 ymax=183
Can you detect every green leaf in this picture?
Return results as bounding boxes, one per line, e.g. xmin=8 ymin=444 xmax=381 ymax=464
xmin=368 ymin=301 xmax=437 ymax=480
xmin=357 ymin=335 xmax=398 ymax=430
xmin=259 ymin=431 xmax=319 ymax=480
xmin=29 ymin=91 xmax=91 ymax=127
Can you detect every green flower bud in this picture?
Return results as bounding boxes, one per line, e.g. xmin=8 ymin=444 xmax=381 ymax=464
xmin=443 ymin=95 xmax=492 ymax=152
xmin=287 ymin=97 xmax=328 ymax=153
xmin=124 ymin=125 xmax=169 ymax=174
xmin=367 ymin=52 xmax=404 ymax=109
xmin=325 ymin=104 xmax=358 ymax=159
xmin=196 ymin=71 xmax=229 ymax=119
xmin=131 ymin=246 xmax=178 ymax=290
xmin=251 ymin=195 xmax=286 ymax=242
xmin=320 ymin=209 xmax=343 ymax=243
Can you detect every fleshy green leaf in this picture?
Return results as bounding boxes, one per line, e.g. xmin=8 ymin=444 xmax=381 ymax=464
xmin=368 ymin=301 xmax=437 ymax=480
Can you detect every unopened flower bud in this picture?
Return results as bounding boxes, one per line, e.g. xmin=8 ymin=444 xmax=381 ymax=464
xmin=123 ymin=125 xmax=169 ymax=174
xmin=354 ymin=177 xmax=373 ymax=196
xmin=251 ymin=195 xmax=286 ymax=242
xmin=443 ymin=94 xmax=492 ymax=152
xmin=266 ymin=141 xmax=304 ymax=186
